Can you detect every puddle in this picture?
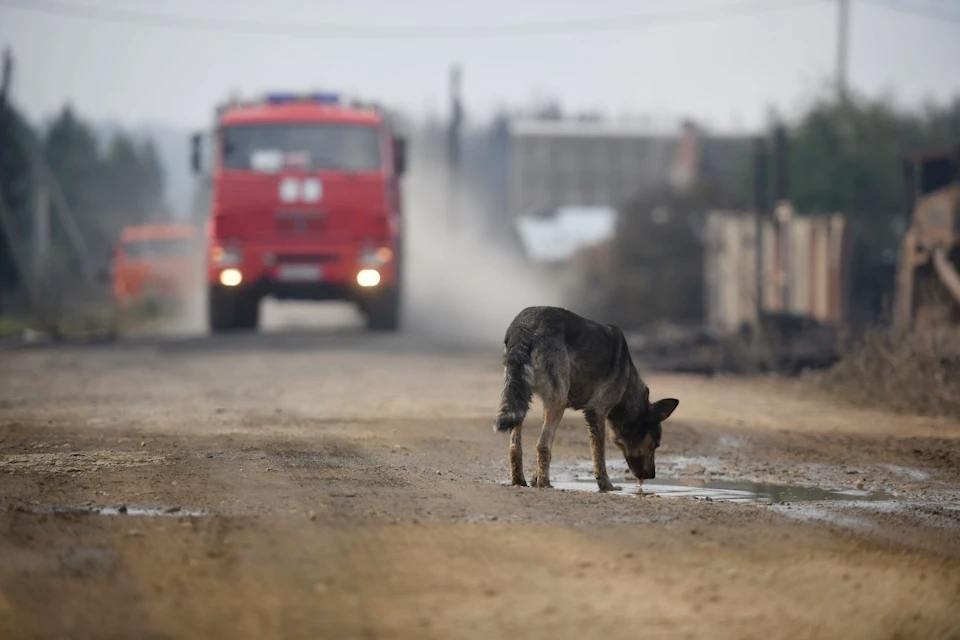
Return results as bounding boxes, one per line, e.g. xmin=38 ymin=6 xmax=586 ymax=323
xmin=879 ymin=464 xmax=931 ymax=481
xmin=551 ymin=473 xmax=889 ymax=504
xmin=29 ymin=505 xmax=207 ymax=517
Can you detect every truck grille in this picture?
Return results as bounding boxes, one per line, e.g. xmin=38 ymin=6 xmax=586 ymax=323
xmin=274 ymin=253 xmax=339 ymax=264
xmin=275 ymin=210 xmax=325 ymax=235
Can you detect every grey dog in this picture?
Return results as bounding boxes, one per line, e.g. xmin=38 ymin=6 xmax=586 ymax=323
xmin=495 ymin=306 xmax=679 ymax=490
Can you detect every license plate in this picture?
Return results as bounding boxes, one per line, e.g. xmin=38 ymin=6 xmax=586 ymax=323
xmin=277 ymin=264 xmax=322 ymax=282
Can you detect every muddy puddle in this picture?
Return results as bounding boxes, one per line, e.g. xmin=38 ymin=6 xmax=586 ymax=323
xmin=551 ymin=464 xmax=889 ymax=504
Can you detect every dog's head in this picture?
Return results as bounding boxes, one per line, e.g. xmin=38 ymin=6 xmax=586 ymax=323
xmin=614 ymin=398 xmax=679 ymax=481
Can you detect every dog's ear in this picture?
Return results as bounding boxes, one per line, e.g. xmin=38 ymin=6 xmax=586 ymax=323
xmin=650 ymin=398 xmax=679 ymax=422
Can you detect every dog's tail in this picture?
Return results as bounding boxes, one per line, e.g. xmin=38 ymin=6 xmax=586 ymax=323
xmin=495 ymin=329 xmax=533 ymax=432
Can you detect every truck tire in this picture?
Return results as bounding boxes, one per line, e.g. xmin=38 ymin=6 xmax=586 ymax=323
xmin=364 ymin=287 xmax=400 ymax=332
xmin=209 ymin=288 xmax=260 ymax=332
xmin=209 ymin=288 xmax=234 ymax=332
xmin=235 ymin=291 xmax=260 ymax=330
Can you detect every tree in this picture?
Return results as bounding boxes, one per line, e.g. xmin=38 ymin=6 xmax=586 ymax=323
xmin=42 ymin=107 xmax=167 ymax=264
xmin=0 ymin=101 xmax=35 ymax=303
xmin=96 ymin=133 xmax=165 ymax=226
xmin=44 ymin=106 xmax=101 ymax=215
xmin=787 ymin=94 xmax=960 ymax=322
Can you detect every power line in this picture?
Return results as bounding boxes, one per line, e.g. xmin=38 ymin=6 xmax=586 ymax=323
xmin=836 ymin=0 xmax=850 ymax=103
xmin=0 ymin=0 xmax=821 ymax=40
xmin=864 ymin=0 xmax=960 ymax=22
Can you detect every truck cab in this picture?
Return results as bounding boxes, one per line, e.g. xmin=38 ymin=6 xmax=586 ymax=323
xmin=194 ymin=93 xmax=406 ymax=331
xmin=114 ymin=223 xmax=199 ymax=311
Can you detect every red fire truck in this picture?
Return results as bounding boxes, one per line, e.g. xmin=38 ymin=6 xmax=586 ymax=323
xmin=192 ymin=93 xmax=406 ymax=331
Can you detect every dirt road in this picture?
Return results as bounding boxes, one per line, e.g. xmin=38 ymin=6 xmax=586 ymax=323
xmin=2 ymin=326 xmax=960 ymax=639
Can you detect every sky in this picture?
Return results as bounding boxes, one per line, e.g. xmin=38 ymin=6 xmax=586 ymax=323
xmin=0 ymin=0 xmax=958 ymax=132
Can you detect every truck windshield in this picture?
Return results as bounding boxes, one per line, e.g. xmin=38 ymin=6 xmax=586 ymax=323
xmin=221 ymin=123 xmax=381 ymax=172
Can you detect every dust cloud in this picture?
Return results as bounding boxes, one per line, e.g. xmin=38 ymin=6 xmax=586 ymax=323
xmin=156 ymin=131 xmax=564 ymax=341
xmin=402 ymin=150 xmax=563 ymax=346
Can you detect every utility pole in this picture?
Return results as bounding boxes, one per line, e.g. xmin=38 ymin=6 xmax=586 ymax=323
xmin=42 ymin=163 xmax=93 ymax=281
xmin=771 ymin=124 xmax=792 ymax=313
xmin=0 ymin=48 xmax=11 ymax=107
xmin=836 ymin=0 xmax=850 ymax=104
xmin=753 ymin=137 xmax=769 ymax=325
xmin=32 ymin=163 xmax=50 ymax=275
xmin=447 ymin=65 xmax=462 ymax=232
xmin=772 ymin=125 xmax=789 ymax=203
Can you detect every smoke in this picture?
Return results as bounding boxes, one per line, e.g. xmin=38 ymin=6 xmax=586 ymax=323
xmin=402 ymin=143 xmax=564 ymax=346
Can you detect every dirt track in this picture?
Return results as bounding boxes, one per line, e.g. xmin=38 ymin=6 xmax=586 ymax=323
xmin=2 ymin=324 xmax=960 ymax=639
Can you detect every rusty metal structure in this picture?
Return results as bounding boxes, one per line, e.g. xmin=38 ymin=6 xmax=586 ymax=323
xmin=894 ymin=145 xmax=960 ymax=329
xmin=704 ymin=208 xmax=849 ymax=334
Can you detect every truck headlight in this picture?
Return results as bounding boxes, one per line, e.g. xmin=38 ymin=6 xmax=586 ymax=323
xmin=211 ymin=245 xmax=243 ymax=267
xmin=219 ymin=268 xmax=243 ymax=287
xmin=356 ymin=269 xmax=381 ymax=288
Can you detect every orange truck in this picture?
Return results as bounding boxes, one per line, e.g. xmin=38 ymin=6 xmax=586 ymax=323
xmin=113 ymin=223 xmax=199 ymax=309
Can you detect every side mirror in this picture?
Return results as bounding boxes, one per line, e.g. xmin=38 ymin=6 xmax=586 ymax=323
xmin=190 ymin=132 xmax=202 ymax=175
xmin=393 ymin=136 xmax=407 ymax=177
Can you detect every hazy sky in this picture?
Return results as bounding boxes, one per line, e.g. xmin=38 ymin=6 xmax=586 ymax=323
xmin=1 ymin=0 xmax=958 ymax=131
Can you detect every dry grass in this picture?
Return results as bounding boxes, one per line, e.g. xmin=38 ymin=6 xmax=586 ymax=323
xmin=822 ymin=326 xmax=960 ymax=417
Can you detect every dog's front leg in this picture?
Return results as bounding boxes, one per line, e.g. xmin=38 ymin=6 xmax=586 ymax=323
xmin=531 ymin=406 xmax=563 ymax=488
xmin=586 ymin=411 xmax=616 ymax=491
xmin=509 ymin=423 xmax=527 ymax=486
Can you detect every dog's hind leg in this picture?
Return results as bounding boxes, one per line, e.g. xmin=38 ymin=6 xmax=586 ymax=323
xmin=586 ymin=410 xmax=617 ymax=492
xmin=530 ymin=404 xmax=564 ymax=488
xmin=509 ymin=422 xmax=527 ymax=487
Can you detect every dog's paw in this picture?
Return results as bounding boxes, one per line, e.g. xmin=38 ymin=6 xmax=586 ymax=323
xmin=597 ymin=480 xmax=619 ymax=492
xmin=530 ymin=473 xmax=552 ymax=489
xmin=511 ymin=477 xmax=528 ymax=487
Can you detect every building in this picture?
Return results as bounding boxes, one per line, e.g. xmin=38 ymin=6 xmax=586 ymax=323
xmin=507 ymin=119 xmax=752 ymax=218
xmin=514 ymin=206 xmax=617 ymax=264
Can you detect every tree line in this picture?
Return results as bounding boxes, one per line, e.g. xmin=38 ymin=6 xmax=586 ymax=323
xmin=0 ymin=101 xmax=166 ymax=308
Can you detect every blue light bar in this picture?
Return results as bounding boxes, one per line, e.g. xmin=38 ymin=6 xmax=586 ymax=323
xmin=263 ymin=92 xmax=340 ymax=106
xmin=265 ymin=93 xmax=299 ymax=105
xmin=310 ymin=92 xmax=340 ymax=105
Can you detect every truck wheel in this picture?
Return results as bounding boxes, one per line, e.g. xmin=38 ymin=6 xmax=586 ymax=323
xmin=209 ymin=288 xmax=234 ymax=332
xmin=235 ymin=292 xmax=260 ymax=330
xmin=364 ymin=287 xmax=400 ymax=331
xmin=209 ymin=288 xmax=259 ymax=332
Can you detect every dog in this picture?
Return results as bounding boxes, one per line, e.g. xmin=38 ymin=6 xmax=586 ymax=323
xmin=495 ymin=306 xmax=678 ymax=491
